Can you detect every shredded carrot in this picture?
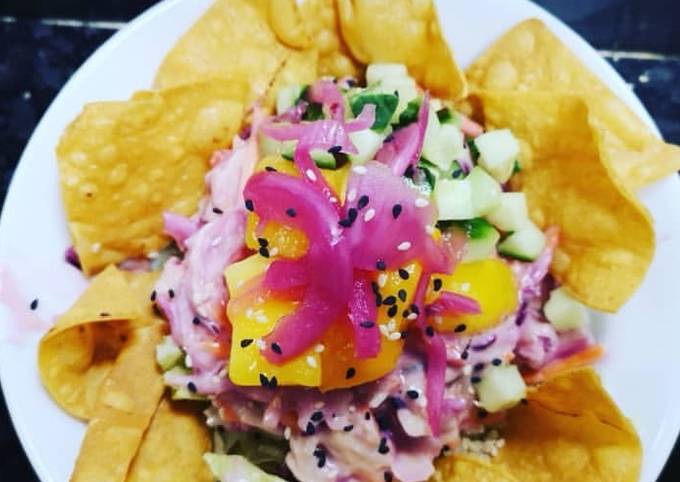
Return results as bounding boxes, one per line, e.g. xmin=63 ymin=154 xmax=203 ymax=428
xmin=524 ymin=344 xmax=604 ymax=384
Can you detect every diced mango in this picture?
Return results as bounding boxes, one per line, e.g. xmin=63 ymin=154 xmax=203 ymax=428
xmin=227 ymin=292 xmax=321 ymax=387
xmin=322 ymin=163 xmax=350 ymax=204
xmin=224 ymin=254 xmax=271 ymax=298
xmin=426 ymin=259 xmax=518 ymax=335
xmin=254 ymin=155 xmax=298 ymax=176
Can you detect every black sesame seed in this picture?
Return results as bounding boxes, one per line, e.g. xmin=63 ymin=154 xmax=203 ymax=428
xmin=473 ymin=363 xmax=485 ymax=371
xmin=99 ymin=312 xmax=110 ymax=317
xmin=478 ymin=408 xmax=488 ymax=419
xmin=389 ymin=397 xmax=406 ymax=409
xmin=305 ymin=422 xmax=316 ymax=436
xmin=387 ymin=305 xmax=398 ymax=318
xmin=406 ymin=389 xmax=419 ymax=399
xmin=345 ymin=367 xmax=356 ymax=379
xmin=347 ymin=208 xmax=358 ymax=222
xmin=392 ymin=204 xmax=402 ymax=219
xmin=471 ymin=376 xmax=482 ymax=384
xmin=402 ymin=309 xmax=410 ymax=318
xmin=461 ymin=351 xmax=469 ymax=360
xmin=240 ymin=338 xmax=253 ymax=348
xmin=433 ymin=278 xmax=443 ymax=292
xmin=400 ymin=331 xmax=409 ymax=339
xmin=259 ymin=247 xmax=270 ymax=258
xmin=271 ymin=342 xmax=282 ymax=355
xmin=378 ymin=437 xmax=390 ymax=454
xmin=365 ymin=411 xmax=371 ymax=420
xmin=371 ymin=281 xmax=380 ymax=295
xmin=375 ymin=293 xmax=383 ymax=307
xmin=383 ymin=295 xmax=397 ymax=306
xmin=357 ymin=195 xmax=369 ymax=209
xmin=398 ymin=268 xmax=409 ymax=280
xmin=316 ymin=453 xmax=326 ymax=468
xmin=168 ymin=289 xmax=175 ymax=299
xmin=265 ymin=166 xmax=277 ymax=172
xmin=187 ymin=382 xmax=197 ymax=393
xmin=343 ymin=424 xmax=354 ymax=432
xmin=245 ymin=199 xmax=254 ymax=211
xmin=339 ymin=218 xmax=353 ymax=228
xmin=384 ymin=471 xmax=394 ymax=482
xmin=269 ymin=376 xmax=278 ymax=389
xmin=212 ymin=207 xmax=224 ymax=214
xmin=328 ymin=145 xmax=342 ymax=154
xmin=192 ymin=316 xmax=200 ymax=325
xmin=286 ymin=208 xmax=297 ymax=217
xmin=410 ymin=304 xmax=420 ymax=315
xmin=425 ymin=325 xmax=435 ymax=337
xmin=521 ymin=398 xmax=529 ymax=405
xmin=492 ymin=358 xmax=503 ymax=366
xmin=454 ymin=323 xmax=467 ymax=333
xmin=397 ymin=289 xmax=407 ymax=302
xmin=259 ymin=373 xmax=269 ymax=387
xmin=257 ymin=237 xmax=268 ymax=247
xmin=360 ymin=321 xmax=375 ymax=329
xmin=376 ymin=259 xmax=386 ymax=271
xmin=311 ymin=411 xmax=324 ymax=422
xmin=150 ymin=290 xmax=157 ymax=302
xmin=404 ymin=165 xmax=415 ymax=178
xmin=377 ymin=414 xmax=390 ymax=431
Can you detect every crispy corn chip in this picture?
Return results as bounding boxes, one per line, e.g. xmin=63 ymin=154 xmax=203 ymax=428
xmin=475 ymin=91 xmax=654 ymax=311
xmin=466 ymin=18 xmax=680 ymax=189
xmin=57 ymin=81 xmax=245 ymax=274
xmin=336 ymin=0 xmax=467 ymax=99
xmin=70 ymin=321 xmax=165 ymax=482
xmin=127 ymin=398 xmax=213 ymax=482
xmin=265 ymin=49 xmax=319 ymax=109
xmin=436 ymin=368 xmax=641 ymax=482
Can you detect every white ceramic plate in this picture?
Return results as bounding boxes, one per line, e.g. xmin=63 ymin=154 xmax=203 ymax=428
xmin=1 ymin=0 xmax=679 ymax=481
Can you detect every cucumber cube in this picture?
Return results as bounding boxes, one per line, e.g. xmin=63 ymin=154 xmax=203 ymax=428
xmin=155 ymin=336 xmax=183 ymax=371
xmin=310 ymin=149 xmax=336 ymax=169
xmin=544 ymin=287 xmax=590 ymax=332
xmin=475 ymin=129 xmax=520 ymax=183
xmin=464 ymin=228 xmax=500 ymax=262
xmin=476 ymin=364 xmax=527 ymax=413
xmin=498 ymin=221 xmax=546 ymax=261
xmin=276 ymin=84 xmax=303 ymax=115
xmin=468 ymin=166 xmax=502 ymax=216
xmin=435 ymin=178 xmax=475 ymax=220
xmin=349 ymin=129 xmax=385 ymax=164
xmin=422 ymin=123 xmax=465 ymax=172
xmin=485 ymin=192 xmax=529 ymax=232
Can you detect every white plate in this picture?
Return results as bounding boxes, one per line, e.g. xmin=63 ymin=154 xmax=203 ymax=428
xmin=1 ymin=0 xmax=679 ymax=481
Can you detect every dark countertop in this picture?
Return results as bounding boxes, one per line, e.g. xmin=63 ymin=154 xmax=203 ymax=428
xmin=1 ymin=0 xmax=679 ymax=480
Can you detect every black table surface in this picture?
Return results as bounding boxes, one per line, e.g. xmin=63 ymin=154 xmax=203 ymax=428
xmin=1 ymin=0 xmax=679 ymax=480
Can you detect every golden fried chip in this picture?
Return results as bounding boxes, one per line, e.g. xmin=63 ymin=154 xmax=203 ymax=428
xmin=466 ymin=18 xmax=680 ymax=189
xmin=71 ymin=322 xmax=165 ymax=482
xmin=58 ymin=81 xmax=245 ymax=275
xmin=127 ymin=398 xmax=213 ymax=482
xmin=436 ymin=368 xmax=641 ymax=482
xmin=337 ymin=0 xmax=467 ymax=99
xmin=265 ymin=49 xmax=319 ymax=109
xmin=475 ymin=91 xmax=654 ymax=311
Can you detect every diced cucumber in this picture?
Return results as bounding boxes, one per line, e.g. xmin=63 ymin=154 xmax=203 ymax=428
xmin=155 ymin=335 xmax=183 ymax=371
xmin=204 ymin=454 xmax=286 ymax=482
xmin=475 ymin=129 xmax=520 ymax=183
xmin=498 ymin=221 xmax=546 ymax=261
xmin=258 ymin=133 xmax=296 ymax=159
xmin=281 ymin=141 xmax=295 ymax=160
xmin=396 ymin=99 xmax=420 ymax=128
xmin=422 ymin=113 xmax=464 ymax=172
xmin=476 ymin=364 xmax=527 ymax=413
xmin=485 ymin=192 xmax=529 ymax=232
xmin=452 ymin=218 xmax=500 ymax=262
xmin=310 ymin=149 xmax=336 ymax=169
xmin=366 ymin=63 xmax=408 ymax=84
xmin=436 ymin=107 xmax=460 ymax=126
xmin=275 ymin=84 xmax=303 ymax=116
xmin=164 ymin=367 xmax=207 ymax=401
xmin=544 ymin=287 xmax=590 ymax=332
xmin=350 ymin=92 xmax=398 ymax=131
xmin=435 ymin=178 xmax=475 ymax=220
xmin=349 ymin=129 xmax=385 ymax=164
xmin=467 ymin=166 xmax=501 ymax=216
xmin=380 ymin=77 xmax=419 ymax=122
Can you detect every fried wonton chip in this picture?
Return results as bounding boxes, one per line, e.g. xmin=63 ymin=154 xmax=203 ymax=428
xmin=127 ymin=398 xmax=213 ymax=482
xmin=435 ymin=368 xmax=642 ymax=482
xmin=57 ymin=81 xmax=245 ymax=275
xmin=71 ymin=321 xmax=165 ymax=482
xmin=265 ymin=49 xmax=319 ymax=109
xmin=474 ymin=91 xmax=654 ymax=312
xmin=466 ymin=19 xmax=680 ymax=190
xmin=336 ymin=0 xmax=467 ymax=100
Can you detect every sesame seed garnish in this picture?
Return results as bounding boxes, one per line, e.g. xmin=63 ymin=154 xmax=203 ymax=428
xmin=406 ymin=389 xmax=419 ymax=399
xmin=306 ymin=169 xmax=318 ymax=181
xmin=328 ymin=145 xmax=342 ymax=154
xmin=461 ymin=351 xmax=469 ymax=360
xmin=304 ymin=422 xmax=316 ymax=435
xmin=311 ymin=411 xmax=324 ymax=422
xmin=454 ymin=323 xmax=467 ymax=333
xmin=284 ymin=426 xmax=291 ymax=439
xmin=357 ymin=195 xmax=369 ymax=209
xmin=347 ymin=208 xmax=358 ymax=223
xmin=398 ymin=268 xmax=409 ymax=280
xmin=407 ymin=312 xmax=418 ymax=320
xmin=397 ymin=241 xmax=411 ymax=251
xmin=377 ymin=273 xmax=388 ymax=287
xmin=492 ymin=358 xmax=503 ymax=366
xmin=265 ymin=166 xmax=277 ymax=172
xmin=360 ymin=321 xmax=375 ymax=328
xmin=375 ymin=294 xmax=383 ymax=307
xmin=425 ymin=325 xmax=435 ymax=337
xmin=433 ymin=278 xmax=443 ymax=291
xmin=365 ymin=411 xmax=371 ymax=420
xmin=384 ymin=472 xmax=394 ymax=482
xmin=192 ymin=317 xmax=201 ymax=325
xmin=339 ymin=218 xmax=353 ymax=228
xmin=378 ymin=437 xmax=390 ymax=454
xmin=471 ymin=376 xmax=482 ymax=384
xmin=286 ymin=208 xmax=297 ymax=217
xmin=187 ymin=382 xmax=197 ymax=393
xmin=415 ymin=197 xmax=429 ymax=208
xmin=376 ymin=259 xmax=386 ymax=271
xmin=240 ymin=339 xmax=253 ymax=348
xmin=259 ymin=373 xmax=269 ymax=387
xmin=478 ymin=408 xmax=488 ymax=419
xmin=255 ymin=339 xmax=266 ymax=350
xmin=345 ymin=367 xmax=356 ymax=379
xmin=347 ymin=188 xmax=357 ymax=202
xmin=387 ymin=305 xmax=398 ymax=318
xmin=150 ymin=290 xmax=157 ymax=302
xmin=474 ymin=363 xmax=485 ymax=371
xmin=168 ymin=289 xmax=175 ymax=299
xmin=425 ymin=224 xmax=435 ymax=235
xmin=245 ymin=199 xmax=254 ymax=211
xmin=371 ymin=281 xmax=380 ymax=295
xmin=271 ymin=342 xmax=282 ymax=355
xmin=212 ymin=207 xmax=223 ymax=214
xmin=410 ymin=304 xmax=420 ymax=315
xmin=257 ymin=237 xmax=268 ymax=247
xmin=99 ymin=312 xmax=110 ymax=317
xmin=383 ymin=295 xmax=397 ymax=306
xmin=343 ymin=424 xmax=354 ymax=432
xmin=398 ymin=289 xmax=407 ymax=302
xmin=259 ymin=247 xmax=270 ymax=258
xmin=404 ymin=165 xmax=415 ymax=178
xmin=392 ymin=204 xmax=402 ymax=219
xmin=353 ymin=166 xmax=367 ymax=175
xmin=29 ymin=299 xmax=38 ymax=310
xmin=315 ymin=344 xmax=325 ymax=353
xmin=388 ymin=331 xmax=401 ymax=341
xmin=307 ymin=355 xmax=318 ymax=368
xmin=363 ymin=208 xmax=376 ymax=222
xmin=269 ymin=376 xmax=278 ymax=389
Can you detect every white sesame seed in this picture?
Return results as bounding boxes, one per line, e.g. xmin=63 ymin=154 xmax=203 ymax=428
xmin=269 ymin=247 xmax=279 ymax=257
xmin=388 ymin=332 xmax=402 ymax=341
xmin=284 ymin=427 xmax=292 ymax=440
xmin=349 ymin=405 xmax=356 ymax=413
xmin=307 ymin=355 xmax=318 ymax=368
xmin=185 ymin=354 xmax=193 ymax=368
xmin=314 ymin=401 xmax=325 ymax=409
xmin=314 ymin=344 xmax=325 ymax=353
xmin=407 ymin=313 xmax=418 ymax=320
xmin=347 ymin=188 xmax=357 ymax=202
xmin=462 ymin=365 xmax=472 ymax=376
xmin=379 ymin=324 xmax=389 ymax=337
xmin=434 ymin=315 xmax=443 ymax=325
xmin=330 ymin=196 xmax=338 ymax=204
xmin=245 ymin=308 xmax=254 ymax=319
xmin=306 ymin=169 xmax=317 ymax=181
xmin=415 ymin=198 xmax=429 ymax=208
xmin=352 ymin=166 xmax=367 ymax=175
xmin=387 ymin=319 xmax=396 ymax=332
xmin=397 ymin=241 xmax=412 ymax=251
xmin=363 ymin=208 xmax=376 ymax=222
xmin=377 ymin=273 xmax=388 ymax=288
xmin=90 ymin=242 xmax=101 ymax=253
xmin=425 ymin=225 xmax=435 ymax=235
xmin=255 ymin=339 xmax=266 ymax=350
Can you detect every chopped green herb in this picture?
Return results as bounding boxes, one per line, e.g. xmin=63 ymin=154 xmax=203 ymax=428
xmin=298 ymin=84 xmax=310 ymax=102
xmin=467 ymin=138 xmax=480 ymax=162
xmin=303 ymin=102 xmax=324 ymax=121
xmin=513 ymin=159 xmax=522 ymax=174
xmin=436 ymin=107 xmax=453 ymax=124
xmin=350 ymin=93 xmax=398 ymax=131
xmin=395 ymin=99 xmax=421 ymax=128
xmin=453 ymin=218 xmax=495 ymax=240
xmin=450 ymin=161 xmax=464 ymax=179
